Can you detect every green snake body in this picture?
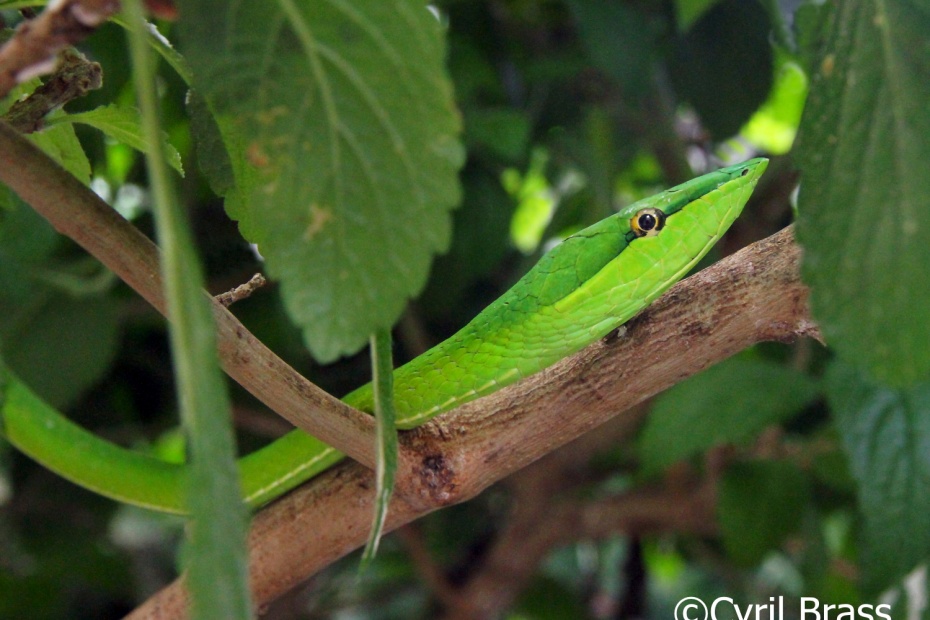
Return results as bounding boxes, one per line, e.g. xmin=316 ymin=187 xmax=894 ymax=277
xmin=0 ymin=158 xmax=768 ymax=513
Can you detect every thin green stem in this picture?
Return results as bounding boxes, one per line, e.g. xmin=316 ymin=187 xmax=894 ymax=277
xmin=122 ymin=2 xmax=252 ymax=618
xmin=361 ymin=329 xmax=398 ymax=568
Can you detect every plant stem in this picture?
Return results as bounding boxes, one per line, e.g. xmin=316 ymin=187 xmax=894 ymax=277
xmin=122 ymin=2 xmax=252 ymax=617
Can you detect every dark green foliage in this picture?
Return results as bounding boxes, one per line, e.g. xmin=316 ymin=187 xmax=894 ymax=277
xmin=670 ymin=0 xmax=775 ymax=138
xmin=719 ymin=460 xmax=810 ymax=565
xmin=639 ymin=357 xmax=819 ymax=473
xmin=829 ymin=362 xmax=930 ymax=594
xmin=1 ymin=0 xmax=929 ymax=617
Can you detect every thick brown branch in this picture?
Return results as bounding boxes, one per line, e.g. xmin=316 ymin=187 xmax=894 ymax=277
xmin=0 ymin=120 xmax=377 ymax=468
xmin=0 ymin=0 xmax=117 ymax=99
xmin=128 ymin=226 xmax=816 ymax=618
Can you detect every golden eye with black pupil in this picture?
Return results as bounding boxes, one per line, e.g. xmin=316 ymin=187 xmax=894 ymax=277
xmin=630 ymin=208 xmax=666 ymax=238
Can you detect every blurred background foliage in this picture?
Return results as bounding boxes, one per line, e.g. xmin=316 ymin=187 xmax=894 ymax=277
xmin=1 ymin=0 xmax=928 ymax=618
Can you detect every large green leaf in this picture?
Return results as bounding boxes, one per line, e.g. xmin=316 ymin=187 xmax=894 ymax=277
xmin=638 ymin=357 xmax=819 ymax=472
xmin=177 ymin=0 xmax=463 ymax=362
xmin=795 ymin=0 xmax=930 ymax=386
xmin=0 ymin=188 xmax=60 ymax=275
xmin=828 ymin=361 xmax=930 ymax=594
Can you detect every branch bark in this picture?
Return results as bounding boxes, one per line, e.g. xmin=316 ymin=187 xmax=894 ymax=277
xmin=127 ymin=225 xmax=817 ymax=618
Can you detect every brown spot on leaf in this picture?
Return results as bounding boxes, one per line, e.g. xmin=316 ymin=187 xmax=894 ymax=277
xmin=304 ymin=204 xmax=334 ymax=240
xmin=246 ymin=142 xmax=270 ymax=168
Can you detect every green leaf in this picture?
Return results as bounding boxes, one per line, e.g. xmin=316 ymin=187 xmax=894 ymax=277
xmin=668 ymin=0 xmax=774 ymax=138
xmin=828 ymin=361 xmax=930 ymax=594
xmin=110 ymin=15 xmax=194 ymax=85
xmin=28 ymin=123 xmax=91 ymax=185
xmin=0 ymin=82 xmax=88 ymax=181
xmin=719 ymin=460 xmax=809 ymax=565
xmin=178 ymin=0 xmax=463 ymax=362
xmin=48 ymin=104 xmax=183 ymax=175
xmin=0 ymin=189 xmax=118 ymax=409
xmin=675 ymin=0 xmax=723 ymax=31
xmin=187 ymin=92 xmax=234 ymax=197
xmin=795 ymin=0 xmax=930 ymax=387
xmin=638 ymin=357 xmax=819 ymax=472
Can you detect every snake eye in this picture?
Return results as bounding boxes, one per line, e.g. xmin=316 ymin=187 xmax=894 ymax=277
xmin=630 ymin=208 xmax=666 ymax=238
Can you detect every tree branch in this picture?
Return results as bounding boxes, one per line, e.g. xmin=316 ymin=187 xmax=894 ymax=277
xmin=126 ymin=225 xmax=817 ymax=618
xmin=2 ymin=48 xmax=102 ymax=133
xmin=0 ymin=0 xmax=117 ymax=100
xmin=0 ymin=120 xmax=378 ymax=469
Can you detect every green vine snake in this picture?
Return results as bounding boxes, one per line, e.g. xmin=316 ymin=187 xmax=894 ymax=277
xmin=0 ymin=158 xmax=768 ymax=514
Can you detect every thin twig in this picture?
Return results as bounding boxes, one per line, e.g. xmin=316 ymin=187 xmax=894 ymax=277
xmin=0 ymin=0 xmax=118 ymax=100
xmin=215 ymin=273 xmax=267 ymax=307
xmin=2 ymin=48 xmax=101 ymax=133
